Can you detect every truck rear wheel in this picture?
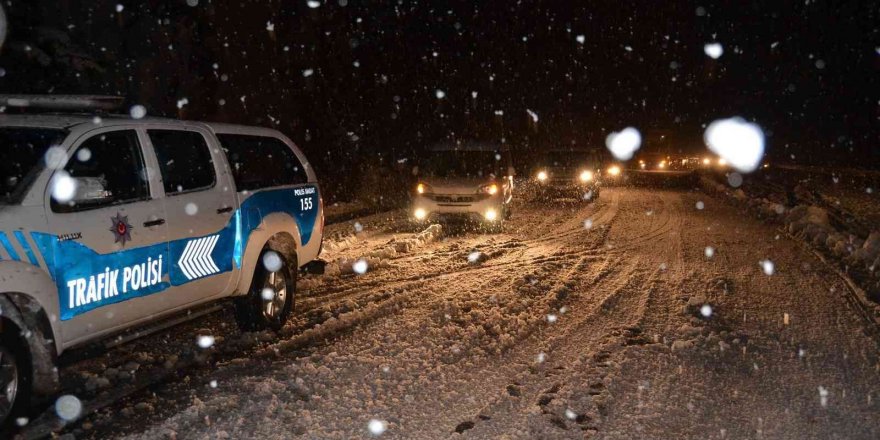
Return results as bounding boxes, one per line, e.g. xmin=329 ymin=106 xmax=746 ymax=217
xmin=234 ymin=249 xmax=296 ymax=332
xmin=0 ymin=327 xmax=30 ymax=434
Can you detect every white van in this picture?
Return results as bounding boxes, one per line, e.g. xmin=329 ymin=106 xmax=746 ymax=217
xmin=411 ymin=141 xmax=514 ymax=231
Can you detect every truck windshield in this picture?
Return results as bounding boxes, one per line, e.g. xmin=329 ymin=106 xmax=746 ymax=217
xmin=422 ymin=150 xmax=504 ymax=179
xmin=0 ymin=127 xmax=68 ymax=204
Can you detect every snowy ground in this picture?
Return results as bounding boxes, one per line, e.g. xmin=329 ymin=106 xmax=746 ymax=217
xmin=27 ymin=185 xmax=880 ymax=440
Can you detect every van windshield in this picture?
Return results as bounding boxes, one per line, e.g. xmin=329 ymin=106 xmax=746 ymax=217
xmin=544 ymin=151 xmax=597 ymax=168
xmin=422 ymin=150 xmax=505 ymax=179
xmin=0 ymin=127 xmax=68 ymax=204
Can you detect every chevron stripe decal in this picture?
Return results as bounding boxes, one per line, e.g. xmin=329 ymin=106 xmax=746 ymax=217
xmin=178 ymin=235 xmax=220 ymax=281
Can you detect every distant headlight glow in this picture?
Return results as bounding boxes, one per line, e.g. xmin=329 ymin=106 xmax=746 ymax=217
xmin=414 ymin=208 xmax=427 ymax=220
xmin=536 ymin=171 xmax=548 ymax=182
xmin=579 ymin=170 xmax=593 ymax=182
xmin=607 ymin=165 xmax=621 ymax=176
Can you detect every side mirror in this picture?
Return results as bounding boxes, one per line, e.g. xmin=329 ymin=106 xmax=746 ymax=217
xmin=72 ymin=176 xmax=112 ymax=203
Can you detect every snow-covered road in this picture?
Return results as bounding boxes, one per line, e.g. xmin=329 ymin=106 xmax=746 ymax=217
xmin=48 ymin=187 xmax=880 ymax=439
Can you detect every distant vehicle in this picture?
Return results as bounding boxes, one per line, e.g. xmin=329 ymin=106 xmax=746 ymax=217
xmin=0 ymin=98 xmax=324 ymax=429
xmin=533 ymin=149 xmax=603 ymax=201
xmin=411 ymin=141 xmax=514 ymax=231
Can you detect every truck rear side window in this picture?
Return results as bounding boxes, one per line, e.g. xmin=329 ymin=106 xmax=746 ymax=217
xmin=217 ymin=134 xmax=308 ymax=191
xmin=148 ymin=130 xmax=216 ymax=195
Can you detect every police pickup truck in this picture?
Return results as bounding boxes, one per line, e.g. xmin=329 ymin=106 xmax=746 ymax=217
xmin=0 ymin=104 xmax=324 ymax=428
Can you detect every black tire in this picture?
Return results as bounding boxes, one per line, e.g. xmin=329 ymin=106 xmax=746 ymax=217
xmin=0 ymin=326 xmax=31 ymax=435
xmin=234 ymin=249 xmax=296 ymax=332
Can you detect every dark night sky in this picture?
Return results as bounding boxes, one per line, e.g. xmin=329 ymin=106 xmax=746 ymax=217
xmin=1 ymin=0 xmax=878 ymax=197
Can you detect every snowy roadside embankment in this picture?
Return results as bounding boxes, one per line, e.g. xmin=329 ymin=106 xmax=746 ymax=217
xmin=700 ymin=175 xmax=880 ymax=321
xmin=326 ymin=224 xmax=442 ymax=276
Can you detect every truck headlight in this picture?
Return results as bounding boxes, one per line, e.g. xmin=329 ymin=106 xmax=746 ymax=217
xmin=579 ymin=170 xmax=593 ymax=182
xmin=536 ymin=170 xmax=548 ymax=182
xmin=480 ymin=183 xmax=499 ymax=195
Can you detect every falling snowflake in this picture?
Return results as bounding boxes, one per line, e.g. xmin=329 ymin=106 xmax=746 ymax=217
xmin=700 ymin=304 xmax=713 ymax=318
xmin=55 ymin=395 xmax=82 ymax=421
xmin=467 ymin=251 xmax=483 ymax=264
xmin=760 ymin=259 xmax=775 ymax=275
xmin=818 ymin=386 xmax=829 ymax=407
xmin=262 ymin=251 xmax=283 ymax=272
xmin=435 ymin=89 xmax=446 ymax=99
xmin=353 ymin=259 xmax=369 ymax=274
xmin=197 ymin=335 xmax=215 ymax=349
xmin=50 ymin=172 xmax=77 ymax=203
xmin=303 ymin=69 xmax=315 ymax=77
xmin=368 ymin=419 xmax=387 ymax=435
xmin=176 ymin=97 xmax=189 ymax=109
xmin=536 ymin=352 xmax=546 ymax=363
xmin=209 ymin=380 xmax=218 ymax=388
xmin=584 ymin=219 xmax=593 ymax=229
xmin=704 ymin=246 xmax=715 ymax=258
xmin=565 ymin=409 xmax=577 ymax=420
xmin=727 ymin=172 xmax=743 ymax=188
xmin=185 ymin=202 xmax=199 ymax=216
xmin=576 ymin=35 xmax=585 ymax=44
xmin=115 ymin=4 xmax=124 ymax=12
xmin=704 ymin=117 xmax=765 ymax=173
xmin=261 ymin=288 xmax=275 ymax=301
xmin=307 ymin=0 xmax=322 ymax=8
xmin=129 ymin=105 xmax=147 ymax=119
xmin=605 ymin=127 xmax=642 ymax=160
xmin=704 ymin=42 xmax=724 ymax=59
xmin=546 ymin=314 xmax=558 ymax=323
xmin=354 ymin=222 xmax=364 ymax=233
xmin=44 ymin=146 xmax=68 ymax=169
xmin=265 ymin=21 xmax=275 ymax=32
xmin=696 ymin=201 xmax=705 ymax=210
xmin=526 ymin=109 xmax=539 ymax=123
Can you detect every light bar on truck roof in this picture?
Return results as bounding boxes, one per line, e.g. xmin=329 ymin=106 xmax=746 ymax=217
xmin=0 ymin=94 xmax=124 ymax=111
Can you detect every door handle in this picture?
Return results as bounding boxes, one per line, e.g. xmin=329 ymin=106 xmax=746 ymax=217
xmin=216 ymin=206 xmax=233 ymax=214
xmin=143 ymin=218 xmax=166 ymax=227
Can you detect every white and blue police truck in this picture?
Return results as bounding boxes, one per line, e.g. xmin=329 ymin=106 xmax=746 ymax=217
xmin=0 ymin=98 xmax=324 ymax=428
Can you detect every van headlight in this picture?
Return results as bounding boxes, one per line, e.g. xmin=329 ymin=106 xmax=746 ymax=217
xmin=536 ymin=170 xmax=548 ymax=182
xmin=607 ymin=165 xmax=621 ymax=176
xmin=484 ymin=208 xmax=498 ymax=221
xmin=416 ymin=183 xmax=432 ymax=194
xmin=579 ymin=170 xmax=593 ymax=182
xmin=479 ymin=183 xmax=499 ymax=195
